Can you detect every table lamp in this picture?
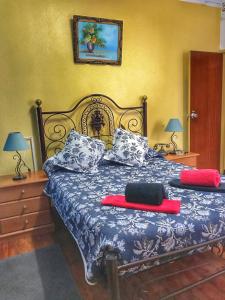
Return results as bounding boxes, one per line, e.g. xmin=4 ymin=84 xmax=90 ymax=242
xmin=165 ymin=118 xmax=183 ymax=154
xmin=3 ymin=132 xmax=30 ymax=180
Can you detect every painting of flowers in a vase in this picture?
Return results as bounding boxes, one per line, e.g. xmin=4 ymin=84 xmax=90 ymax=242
xmin=73 ymin=16 xmax=123 ymax=65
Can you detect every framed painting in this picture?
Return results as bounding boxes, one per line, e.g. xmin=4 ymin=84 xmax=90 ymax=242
xmin=73 ymin=15 xmax=123 ymax=65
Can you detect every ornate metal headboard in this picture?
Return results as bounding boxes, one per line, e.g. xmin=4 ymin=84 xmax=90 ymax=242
xmin=35 ymin=94 xmax=147 ymax=163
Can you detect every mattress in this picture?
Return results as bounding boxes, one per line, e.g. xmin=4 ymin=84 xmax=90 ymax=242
xmin=44 ymin=157 xmax=225 ymax=283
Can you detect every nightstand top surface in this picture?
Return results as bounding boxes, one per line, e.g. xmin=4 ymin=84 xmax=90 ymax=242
xmin=166 ymin=152 xmax=199 ymax=160
xmin=0 ymin=171 xmax=48 ymax=188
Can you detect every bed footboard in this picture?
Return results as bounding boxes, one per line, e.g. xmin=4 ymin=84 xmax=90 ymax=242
xmin=105 ymin=235 xmax=225 ymax=300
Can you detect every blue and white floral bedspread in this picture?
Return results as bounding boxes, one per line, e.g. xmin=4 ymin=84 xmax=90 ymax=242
xmin=44 ymin=158 xmax=225 ymax=284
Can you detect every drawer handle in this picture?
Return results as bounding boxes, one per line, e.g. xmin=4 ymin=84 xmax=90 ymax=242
xmin=24 ymin=219 xmax=29 ymax=225
xmin=23 ymin=205 xmax=27 ymax=210
xmin=21 ymin=189 xmax=25 ymax=194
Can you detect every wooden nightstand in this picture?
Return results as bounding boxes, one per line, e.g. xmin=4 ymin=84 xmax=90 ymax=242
xmin=166 ymin=152 xmax=199 ymax=168
xmin=0 ymin=171 xmax=54 ymax=239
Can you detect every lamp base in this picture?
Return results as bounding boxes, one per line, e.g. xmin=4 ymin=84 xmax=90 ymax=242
xmin=168 ymin=149 xmax=183 ymax=155
xmin=168 ymin=151 xmax=176 ymax=155
xmin=13 ymin=174 xmax=27 ymax=180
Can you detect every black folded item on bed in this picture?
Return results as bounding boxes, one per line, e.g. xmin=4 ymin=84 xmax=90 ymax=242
xmin=169 ymin=178 xmax=225 ymax=193
xmin=125 ymin=183 xmax=168 ymax=205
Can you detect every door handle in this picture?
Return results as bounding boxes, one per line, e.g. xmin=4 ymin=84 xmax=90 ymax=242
xmin=189 ymin=110 xmax=198 ymax=120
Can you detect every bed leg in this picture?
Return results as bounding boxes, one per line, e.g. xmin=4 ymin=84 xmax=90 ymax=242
xmin=105 ymin=252 xmax=121 ymax=300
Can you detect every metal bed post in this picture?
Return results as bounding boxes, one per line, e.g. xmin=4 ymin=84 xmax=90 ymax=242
xmin=35 ymin=99 xmax=47 ymax=163
xmin=142 ymin=95 xmax=147 ymax=137
xmin=105 ymin=252 xmax=121 ymax=300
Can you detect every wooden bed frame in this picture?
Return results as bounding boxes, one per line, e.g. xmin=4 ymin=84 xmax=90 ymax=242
xmin=35 ymin=94 xmax=225 ymax=300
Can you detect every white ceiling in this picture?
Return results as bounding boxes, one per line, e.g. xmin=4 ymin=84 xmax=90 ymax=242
xmin=181 ymin=0 xmax=222 ymax=7
xmin=181 ymin=0 xmax=225 ymax=49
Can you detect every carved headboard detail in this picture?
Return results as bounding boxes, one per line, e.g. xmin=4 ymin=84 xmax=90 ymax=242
xmin=35 ymin=94 xmax=147 ymax=163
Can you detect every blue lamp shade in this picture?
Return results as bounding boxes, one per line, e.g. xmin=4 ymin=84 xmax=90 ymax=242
xmin=165 ymin=119 xmax=183 ymax=132
xmin=3 ymin=132 xmax=29 ymax=151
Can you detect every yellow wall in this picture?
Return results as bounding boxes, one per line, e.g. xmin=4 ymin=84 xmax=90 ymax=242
xmin=0 ymin=0 xmax=221 ymax=175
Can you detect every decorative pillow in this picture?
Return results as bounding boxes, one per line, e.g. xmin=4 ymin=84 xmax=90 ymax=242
xmin=50 ymin=130 xmax=105 ymax=173
xmin=103 ymin=128 xmax=148 ymax=167
xmin=43 ymin=156 xmax=60 ymax=177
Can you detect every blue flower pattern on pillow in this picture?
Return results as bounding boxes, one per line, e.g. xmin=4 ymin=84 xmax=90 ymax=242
xmin=104 ymin=128 xmax=149 ymax=166
xmin=43 ymin=130 xmax=105 ymax=173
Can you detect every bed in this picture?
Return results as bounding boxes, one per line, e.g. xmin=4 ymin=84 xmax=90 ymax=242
xmin=35 ymin=94 xmax=225 ymax=300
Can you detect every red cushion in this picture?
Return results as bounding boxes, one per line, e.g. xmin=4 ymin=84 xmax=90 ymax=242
xmin=180 ymin=169 xmax=220 ymax=187
xmin=101 ymin=195 xmax=180 ymax=214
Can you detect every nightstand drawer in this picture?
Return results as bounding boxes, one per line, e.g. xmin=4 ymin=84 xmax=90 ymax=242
xmin=0 ymin=196 xmax=50 ymax=219
xmin=0 ymin=182 xmax=46 ymax=203
xmin=0 ymin=210 xmax=52 ymax=234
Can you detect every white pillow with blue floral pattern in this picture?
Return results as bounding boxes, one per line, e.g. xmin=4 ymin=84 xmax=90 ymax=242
xmin=48 ymin=130 xmax=105 ymax=173
xmin=103 ymin=128 xmax=148 ymax=167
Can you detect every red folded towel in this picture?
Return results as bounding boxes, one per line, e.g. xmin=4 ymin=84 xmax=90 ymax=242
xmin=101 ymin=195 xmax=180 ymax=214
xmin=180 ymin=169 xmax=220 ymax=187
